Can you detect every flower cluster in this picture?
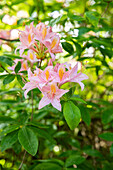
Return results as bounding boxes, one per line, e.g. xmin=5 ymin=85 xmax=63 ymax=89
xmin=23 ymin=61 xmax=88 ymax=111
xmin=9 ymin=22 xmax=63 ymax=74
xmin=13 ymin=22 xmax=88 ymax=111
xmin=16 ymin=22 xmax=62 ymax=61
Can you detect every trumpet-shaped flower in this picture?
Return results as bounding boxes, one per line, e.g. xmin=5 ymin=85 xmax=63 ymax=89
xmin=25 ymin=50 xmax=38 ymax=63
xmin=16 ymin=31 xmax=35 ymax=55
xmin=39 ymin=83 xmax=69 ymax=111
xmin=58 ymin=63 xmax=89 ymax=90
xmin=44 ymin=35 xmax=63 ymax=60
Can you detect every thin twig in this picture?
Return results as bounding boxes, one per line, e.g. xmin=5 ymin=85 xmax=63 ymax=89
xmin=99 ymin=1 xmax=110 ymax=24
xmin=18 ymin=150 xmax=27 ymax=170
xmin=101 ymin=2 xmax=110 ymax=18
xmin=1 ymin=65 xmax=10 ymax=74
xmin=0 ymin=37 xmax=19 ymax=42
xmin=31 ymin=90 xmax=34 ymax=121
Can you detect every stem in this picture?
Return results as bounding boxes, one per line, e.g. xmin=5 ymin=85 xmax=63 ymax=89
xmin=0 ymin=37 xmax=19 ymax=42
xmin=31 ymin=90 xmax=34 ymax=121
xmin=1 ymin=65 xmax=10 ymax=74
xmin=18 ymin=150 xmax=27 ymax=170
xmin=31 ymin=46 xmax=39 ymax=53
xmin=34 ymin=42 xmax=39 ymax=50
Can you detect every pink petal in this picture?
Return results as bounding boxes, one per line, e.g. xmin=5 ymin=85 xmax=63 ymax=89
xmin=51 ymin=98 xmax=61 ymax=111
xmin=56 ymin=89 xmax=69 ymax=98
xmin=38 ymin=96 xmax=51 ymax=109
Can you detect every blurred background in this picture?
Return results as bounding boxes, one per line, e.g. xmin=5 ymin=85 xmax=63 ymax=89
xmin=0 ymin=0 xmax=113 ymax=169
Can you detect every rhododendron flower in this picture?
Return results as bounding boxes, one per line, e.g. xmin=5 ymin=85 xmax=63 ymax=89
xmin=44 ymin=35 xmax=63 ymax=60
xmin=25 ymin=22 xmax=34 ymax=33
xmin=22 ymin=60 xmax=88 ymax=111
xmin=65 ymin=63 xmax=88 ymax=90
xmin=16 ymin=31 xmax=35 ymax=55
xmin=22 ymin=68 xmax=41 ymax=98
xmin=25 ymin=50 xmax=38 ymax=63
xmin=39 ymin=83 xmax=69 ymax=111
xmin=15 ymin=22 xmax=63 ymax=61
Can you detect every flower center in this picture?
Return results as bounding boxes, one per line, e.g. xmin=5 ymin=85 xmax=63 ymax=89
xmin=28 ymin=34 xmax=31 ymax=43
xmin=59 ymin=68 xmax=64 ymax=81
xmin=29 ymin=53 xmax=34 ymax=60
xmin=22 ymin=62 xmax=27 ymax=70
xmin=45 ymin=70 xmax=49 ymax=80
xmin=42 ymin=27 xmax=47 ymax=40
xmin=51 ymin=84 xmax=56 ymax=94
xmin=50 ymin=38 xmax=57 ymax=49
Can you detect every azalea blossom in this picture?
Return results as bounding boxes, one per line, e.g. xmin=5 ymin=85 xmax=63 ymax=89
xmin=14 ymin=22 xmax=88 ymax=111
xmin=23 ymin=60 xmax=88 ymax=111
xmin=16 ymin=31 xmax=35 ymax=55
xmin=15 ymin=22 xmax=63 ymax=61
xmin=39 ymin=83 xmax=69 ymax=111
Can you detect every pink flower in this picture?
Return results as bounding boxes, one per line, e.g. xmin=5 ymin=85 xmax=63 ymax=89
xmin=22 ymin=68 xmax=41 ymax=98
xmin=15 ymin=31 xmax=35 ymax=55
xmin=25 ymin=22 xmax=34 ymax=33
xmin=25 ymin=50 xmax=38 ymax=63
xmin=58 ymin=63 xmax=89 ymax=90
xmin=44 ymin=35 xmax=63 ymax=61
xmin=30 ymin=66 xmax=55 ymax=88
xmin=35 ymin=22 xmax=55 ymax=44
xmin=39 ymin=83 xmax=69 ymax=111
xmin=68 ymin=63 xmax=88 ymax=90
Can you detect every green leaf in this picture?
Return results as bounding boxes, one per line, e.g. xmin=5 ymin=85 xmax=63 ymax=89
xmin=29 ymin=126 xmax=56 ymax=144
xmin=16 ymin=75 xmax=24 ymax=87
xmin=15 ymin=61 xmax=21 ymax=73
xmin=33 ymin=163 xmax=62 ymax=170
xmin=68 ymin=13 xmax=85 ymax=21
xmin=18 ymin=126 xmax=38 ymax=156
xmin=61 ymin=42 xmax=74 ymax=54
xmin=49 ymin=16 xmax=62 ymax=27
xmin=102 ymin=108 xmax=113 ymax=124
xmin=65 ymin=155 xmax=85 ymax=167
xmin=99 ymin=132 xmax=113 ymax=141
xmin=0 ymin=125 xmax=20 ymax=136
xmin=28 ymin=121 xmax=49 ymax=129
xmin=72 ymin=41 xmax=82 ymax=57
xmin=0 ymin=56 xmax=13 ymax=66
xmin=80 ymin=106 xmax=91 ymax=126
xmin=1 ymin=130 xmax=18 ymax=152
xmin=36 ymin=159 xmax=64 ymax=167
xmin=63 ymin=101 xmax=81 ymax=130
xmin=12 ymin=0 xmax=26 ymax=5
xmin=85 ymin=11 xmax=100 ymax=27
xmin=3 ymin=74 xmax=15 ymax=85
xmin=84 ymin=149 xmax=102 ymax=157
xmin=70 ymin=96 xmax=87 ymax=104
xmin=0 ymin=116 xmax=15 ymax=123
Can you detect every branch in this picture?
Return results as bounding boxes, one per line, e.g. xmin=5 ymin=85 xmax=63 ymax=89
xmin=1 ymin=65 xmax=10 ymax=74
xmin=0 ymin=37 xmax=19 ymax=42
xmin=18 ymin=150 xmax=27 ymax=170
xmin=31 ymin=90 xmax=34 ymax=121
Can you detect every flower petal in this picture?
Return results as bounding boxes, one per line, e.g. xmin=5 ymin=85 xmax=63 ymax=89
xmin=51 ymin=98 xmax=61 ymax=111
xmin=38 ymin=96 xmax=51 ymax=109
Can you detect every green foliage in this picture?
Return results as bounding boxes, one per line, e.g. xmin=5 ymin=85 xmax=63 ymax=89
xmin=18 ymin=126 xmax=38 ymax=156
xmin=0 ymin=0 xmax=113 ymax=169
xmin=63 ymin=101 xmax=81 ymax=130
xmin=3 ymin=74 xmax=15 ymax=85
